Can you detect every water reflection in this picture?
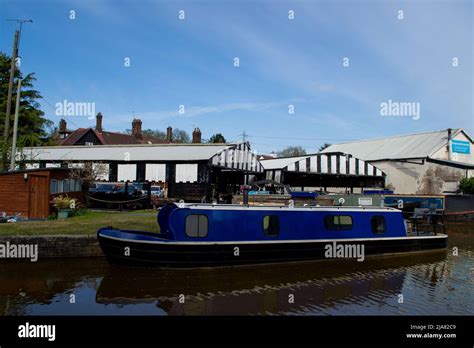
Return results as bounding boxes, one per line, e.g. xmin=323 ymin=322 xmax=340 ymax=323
xmin=96 ymin=252 xmax=445 ymax=315
xmin=0 ymin=226 xmax=472 ymax=315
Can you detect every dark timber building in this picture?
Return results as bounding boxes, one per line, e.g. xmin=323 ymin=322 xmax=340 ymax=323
xmin=22 ymin=142 xmax=264 ymax=201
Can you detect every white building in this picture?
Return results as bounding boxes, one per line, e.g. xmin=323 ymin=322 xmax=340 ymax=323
xmin=321 ymin=129 xmax=474 ymax=194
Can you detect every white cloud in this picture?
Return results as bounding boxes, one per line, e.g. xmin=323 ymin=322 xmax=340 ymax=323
xmin=104 ymin=99 xmax=297 ymax=128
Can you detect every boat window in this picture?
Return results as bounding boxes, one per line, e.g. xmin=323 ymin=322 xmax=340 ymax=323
xmin=185 ymin=214 xmax=208 ymax=237
xmin=263 ymin=215 xmax=279 ymax=237
xmin=371 ymin=215 xmax=386 ymax=234
xmin=324 ymin=215 xmax=353 ymax=230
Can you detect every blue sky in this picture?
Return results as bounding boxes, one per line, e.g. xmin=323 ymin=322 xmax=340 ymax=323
xmin=1 ymin=0 xmax=472 ymax=153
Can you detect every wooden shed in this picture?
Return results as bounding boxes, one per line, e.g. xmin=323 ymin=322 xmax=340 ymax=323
xmin=0 ymin=168 xmax=84 ymax=219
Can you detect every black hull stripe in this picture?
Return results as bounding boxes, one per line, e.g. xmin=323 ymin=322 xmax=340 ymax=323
xmin=98 ymin=235 xmax=448 ymax=268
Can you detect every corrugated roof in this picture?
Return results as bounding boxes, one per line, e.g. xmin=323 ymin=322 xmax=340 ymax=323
xmin=321 ymin=129 xmax=469 ymax=161
xmin=24 ymin=143 xmax=232 ymax=162
xmin=260 ymin=156 xmax=308 ymax=170
xmin=260 ymin=152 xmax=385 ymax=177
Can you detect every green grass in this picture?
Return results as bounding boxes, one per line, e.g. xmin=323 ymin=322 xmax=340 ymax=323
xmin=0 ymin=210 xmax=160 ymax=236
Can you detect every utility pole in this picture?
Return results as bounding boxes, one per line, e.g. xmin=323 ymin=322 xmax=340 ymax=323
xmin=10 ymin=79 xmax=22 ymax=171
xmin=2 ymin=19 xmax=32 ymax=170
xmin=3 ymin=30 xmax=19 ymax=142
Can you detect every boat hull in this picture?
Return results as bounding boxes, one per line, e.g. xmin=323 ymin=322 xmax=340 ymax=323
xmin=97 ymin=229 xmax=448 ymax=268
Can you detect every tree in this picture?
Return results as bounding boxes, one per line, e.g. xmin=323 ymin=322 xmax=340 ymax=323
xmin=142 ymin=129 xmax=166 ymax=139
xmin=0 ymin=53 xmax=52 ymax=169
xmin=277 ymin=146 xmax=306 ymax=158
xmin=125 ymin=128 xmax=190 ymax=142
xmin=208 ymin=133 xmax=226 ymax=143
xmin=459 ymin=177 xmax=474 ymax=194
xmin=125 ymin=128 xmax=167 ymax=140
xmin=172 ymin=128 xmax=190 ymax=143
xmin=66 ymin=161 xmax=110 ymax=189
xmin=318 ymin=143 xmax=331 ymax=152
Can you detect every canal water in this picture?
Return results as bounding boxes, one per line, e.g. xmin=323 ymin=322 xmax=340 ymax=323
xmin=1 ymin=223 xmax=472 ymax=315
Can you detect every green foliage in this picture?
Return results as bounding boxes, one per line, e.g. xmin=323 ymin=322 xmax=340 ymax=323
xmin=50 ymin=195 xmax=79 ymax=210
xmin=0 ymin=52 xmax=52 ymax=168
xmin=459 ymin=177 xmax=474 ymax=194
xmin=208 ymin=133 xmax=226 ymax=143
xmin=125 ymin=128 xmax=190 ymax=142
xmin=142 ymin=129 xmax=166 ymax=139
xmin=277 ymin=146 xmax=307 ymax=158
xmin=172 ymin=128 xmax=190 ymax=143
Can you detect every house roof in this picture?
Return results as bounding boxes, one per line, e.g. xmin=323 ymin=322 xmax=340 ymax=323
xmin=320 ymin=129 xmax=472 ymax=161
xmin=59 ymin=128 xmax=168 ymax=145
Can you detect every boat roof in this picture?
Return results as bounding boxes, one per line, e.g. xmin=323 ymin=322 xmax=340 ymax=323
xmin=178 ymin=203 xmax=400 ymax=212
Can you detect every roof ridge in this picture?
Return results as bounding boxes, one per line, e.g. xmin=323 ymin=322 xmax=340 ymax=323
xmin=29 ymin=143 xmax=234 ymax=149
xmin=332 ymin=128 xmax=457 ymax=146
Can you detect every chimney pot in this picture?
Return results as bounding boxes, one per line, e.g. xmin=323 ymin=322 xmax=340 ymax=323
xmin=166 ymin=126 xmax=173 ymax=142
xmin=192 ymin=127 xmax=202 ymax=143
xmin=59 ymin=119 xmax=67 ymax=132
xmin=96 ymin=112 xmax=103 ymax=132
xmin=132 ymin=118 xmax=143 ymax=140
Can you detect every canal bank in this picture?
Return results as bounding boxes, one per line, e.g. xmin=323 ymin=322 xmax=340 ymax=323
xmin=0 ymin=209 xmax=158 ymax=258
xmin=0 ymin=235 xmax=103 ymax=258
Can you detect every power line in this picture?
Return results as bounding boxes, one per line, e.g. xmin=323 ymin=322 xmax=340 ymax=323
xmin=245 ymin=134 xmax=352 ymax=142
xmin=41 ymin=97 xmax=82 ymax=130
xmin=237 ymin=131 xmax=247 ymax=142
xmin=250 ymin=142 xmax=322 ymax=149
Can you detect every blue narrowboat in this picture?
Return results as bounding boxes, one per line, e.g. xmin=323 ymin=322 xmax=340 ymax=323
xmin=97 ymin=202 xmax=448 ymax=268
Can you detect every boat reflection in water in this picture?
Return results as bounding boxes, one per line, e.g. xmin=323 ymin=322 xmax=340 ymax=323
xmin=96 ymin=251 xmax=447 ymax=315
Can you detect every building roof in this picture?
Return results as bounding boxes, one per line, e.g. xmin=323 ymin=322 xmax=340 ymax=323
xmin=426 ymin=157 xmax=474 ymax=169
xmin=23 ymin=142 xmax=265 ymax=173
xmin=260 ymin=152 xmax=385 ymax=177
xmin=320 ymin=129 xmax=471 ymax=161
xmin=260 ymin=155 xmax=308 ymax=170
xmin=59 ymin=128 xmax=168 ymax=145
xmin=25 ymin=143 xmax=231 ymax=162
xmin=0 ymin=167 xmax=72 ymax=176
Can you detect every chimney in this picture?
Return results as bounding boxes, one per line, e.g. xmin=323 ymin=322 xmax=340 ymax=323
xmin=59 ymin=119 xmax=67 ymax=133
xmin=192 ymin=127 xmax=202 ymax=143
xmin=166 ymin=126 xmax=173 ymax=142
xmin=96 ymin=112 xmax=103 ymax=132
xmin=132 ymin=119 xmax=143 ymax=140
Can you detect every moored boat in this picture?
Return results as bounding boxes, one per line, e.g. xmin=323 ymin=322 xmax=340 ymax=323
xmin=97 ymin=202 xmax=448 ymax=268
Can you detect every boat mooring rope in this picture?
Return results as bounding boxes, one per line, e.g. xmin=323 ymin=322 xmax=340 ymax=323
xmin=85 ymin=195 xmax=149 ymax=204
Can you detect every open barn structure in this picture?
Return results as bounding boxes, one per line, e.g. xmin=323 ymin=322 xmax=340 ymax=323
xmin=21 ymin=142 xmax=264 ymax=202
xmin=260 ymin=152 xmax=386 ymax=192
